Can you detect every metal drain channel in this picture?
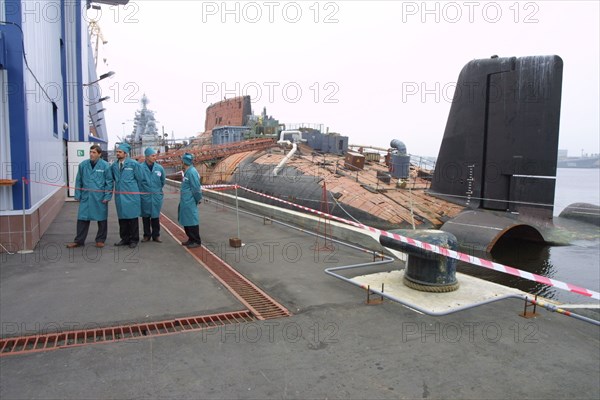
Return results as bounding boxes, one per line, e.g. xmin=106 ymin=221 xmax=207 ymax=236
xmin=0 ymin=310 xmax=254 ymax=357
xmin=161 ymin=213 xmax=291 ymax=320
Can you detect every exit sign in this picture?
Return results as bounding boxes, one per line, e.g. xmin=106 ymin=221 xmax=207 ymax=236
xmin=77 ymin=150 xmax=84 ymax=157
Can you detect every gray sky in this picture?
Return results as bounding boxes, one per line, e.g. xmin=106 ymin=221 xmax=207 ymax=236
xmin=93 ymin=0 xmax=599 ymax=157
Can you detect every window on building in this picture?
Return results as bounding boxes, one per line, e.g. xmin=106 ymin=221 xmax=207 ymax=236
xmin=52 ymin=102 xmax=58 ymax=138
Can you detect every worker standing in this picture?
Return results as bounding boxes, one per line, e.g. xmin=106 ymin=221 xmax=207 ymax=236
xmin=66 ymin=144 xmax=113 ymax=248
xmin=139 ymin=147 xmax=166 ymax=242
xmin=111 ymin=143 xmax=142 ymax=248
xmin=178 ymin=153 xmax=202 ymax=248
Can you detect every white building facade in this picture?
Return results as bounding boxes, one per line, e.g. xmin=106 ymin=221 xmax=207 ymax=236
xmin=0 ymin=0 xmax=121 ymax=252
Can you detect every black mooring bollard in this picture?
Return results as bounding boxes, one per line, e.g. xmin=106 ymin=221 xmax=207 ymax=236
xmin=380 ymin=229 xmax=459 ymax=292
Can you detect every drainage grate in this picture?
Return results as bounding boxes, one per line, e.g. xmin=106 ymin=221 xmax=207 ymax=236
xmin=161 ymin=213 xmax=291 ymax=320
xmin=0 ymin=310 xmax=254 ymax=357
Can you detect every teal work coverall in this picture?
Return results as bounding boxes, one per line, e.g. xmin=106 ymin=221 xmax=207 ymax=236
xmin=75 ymin=158 xmax=113 ymax=221
xmin=139 ymin=161 xmax=166 ymax=218
xmin=178 ymin=167 xmax=202 ymax=226
xmin=111 ymin=157 xmax=142 ymax=219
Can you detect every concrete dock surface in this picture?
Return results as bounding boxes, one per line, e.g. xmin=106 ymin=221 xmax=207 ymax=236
xmin=1 ymin=193 xmax=599 ymax=399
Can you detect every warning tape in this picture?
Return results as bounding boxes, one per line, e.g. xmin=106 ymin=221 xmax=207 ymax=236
xmin=20 ymin=179 xmax=600 ymax=300
xmin=203 ymin=184 xmax=240 ymax=191
xmin=205 ymin=184 xmax=600 ymax=301
xmin=26 ymin=180 xmax=180 ymax=196
xmin=26 ymin=179 xmax=233 ymax=196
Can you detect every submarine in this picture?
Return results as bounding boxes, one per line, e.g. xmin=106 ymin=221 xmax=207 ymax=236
xmin=156 ymin=55 xmax=599 ymax=252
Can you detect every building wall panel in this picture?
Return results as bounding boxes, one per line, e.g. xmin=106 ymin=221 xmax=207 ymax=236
xmin=22 ymin=0 xmax=65 ymax=206
xmin=0 ymin=70 xmax=14 ymax=210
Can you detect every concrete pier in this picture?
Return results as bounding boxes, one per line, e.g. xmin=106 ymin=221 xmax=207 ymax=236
xmin=1 ymin=194 xmax=598 ymax=399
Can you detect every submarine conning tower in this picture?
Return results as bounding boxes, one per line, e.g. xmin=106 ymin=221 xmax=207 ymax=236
xmin=429 ymin=55 xmax=563 ymax=251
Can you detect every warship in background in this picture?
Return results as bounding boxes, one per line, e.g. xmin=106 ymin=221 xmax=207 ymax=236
xmin=120 ymin=94 xmax=168 ymax=157
xmin=130 ymin=55 xmax=599 ymax=254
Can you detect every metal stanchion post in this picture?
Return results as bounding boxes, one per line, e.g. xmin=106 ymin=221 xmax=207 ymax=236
xmin=236 ymin=185 xmax=241 ymax=240
xmin=17 ymin=177 xmax=33 ymax=254
xmin=228 ymin=185 xmax=242 ymax=248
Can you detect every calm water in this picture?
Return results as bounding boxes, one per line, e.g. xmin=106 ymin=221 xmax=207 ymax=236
xmin=553 ymin=168 xmax=600 ymax=216
xmin=458 ymin=168 xmax=600 ymax=304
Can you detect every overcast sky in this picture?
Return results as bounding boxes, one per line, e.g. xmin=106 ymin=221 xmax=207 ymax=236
xmin=92 ymin=0 xmax=599 ymax=158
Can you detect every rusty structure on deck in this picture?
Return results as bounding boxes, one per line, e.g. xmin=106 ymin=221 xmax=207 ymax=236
xmin=139 ymin=95 xmax=463 ymax=232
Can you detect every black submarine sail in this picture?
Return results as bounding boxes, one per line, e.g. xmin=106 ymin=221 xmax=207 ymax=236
xmin=430 ymin=55 xmax=564 ymax=251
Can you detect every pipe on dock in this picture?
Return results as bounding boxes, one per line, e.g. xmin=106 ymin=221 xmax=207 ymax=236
xmin=273 ymin=130 xmax=301 ymax=176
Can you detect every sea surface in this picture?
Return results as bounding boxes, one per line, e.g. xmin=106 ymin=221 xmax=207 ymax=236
xmin=458 ymin=168 xmax=600 ymax=305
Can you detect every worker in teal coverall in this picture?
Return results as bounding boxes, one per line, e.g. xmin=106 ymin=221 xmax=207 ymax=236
xmin=111 ymin=142 xmax=143 ymax=248
xmin=66 ymin=144 xmax=113 ymax=248
xmin=139 ymin=147 xmax=166 ymax=242
xmin=178 ymin=153 xmax=202 ymax=248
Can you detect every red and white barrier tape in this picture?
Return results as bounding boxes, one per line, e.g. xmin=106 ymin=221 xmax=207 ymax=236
xmin=26 ymin=180 xmax=237 ymax=196
xmin=206 ymin=184 xmax=600 ymax=301
xmin=26 ymin=180 xmax=180 ymax=195
xmin=203 ymin=184 xmax=238 ymax=191
xmin=23 ymin=179 xmax=600 ymax=300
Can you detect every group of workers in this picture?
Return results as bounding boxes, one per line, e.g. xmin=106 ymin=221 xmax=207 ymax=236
xmin=66 ymin=143 xmax=203 ymax=250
